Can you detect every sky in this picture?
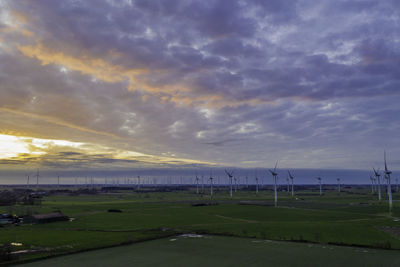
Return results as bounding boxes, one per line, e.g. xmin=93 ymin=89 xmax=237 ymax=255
xmin=1 ymin=0 xmax=400 ymax=180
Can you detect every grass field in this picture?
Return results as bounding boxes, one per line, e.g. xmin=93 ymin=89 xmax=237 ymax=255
xmin=0 ymin=186 xmax=400 ymax=265
xmin=19 ymin=235 xmax=400 ymax=267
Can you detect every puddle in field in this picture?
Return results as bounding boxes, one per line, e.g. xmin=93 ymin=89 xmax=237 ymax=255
xmin=170 ymin=234 xmax=208 ymax=242
xmin=179 ymin=234 xmax=204 ymax=238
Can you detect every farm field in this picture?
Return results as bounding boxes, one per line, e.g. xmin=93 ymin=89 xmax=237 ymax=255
xmin=19 ymin=235 xmax=400 ymax=267
xmin=1 ymin=186 xmax=400 ymax=265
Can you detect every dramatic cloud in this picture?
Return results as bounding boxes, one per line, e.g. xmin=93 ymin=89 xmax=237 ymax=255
xmin=0 ymin=0 xmax=399 ymax=171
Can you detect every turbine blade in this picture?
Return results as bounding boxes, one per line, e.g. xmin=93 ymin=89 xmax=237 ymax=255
xmin=384 ymin=150 xmax=388 ymax=171
xmin=274 ymin=161 xmax=278 ymax=172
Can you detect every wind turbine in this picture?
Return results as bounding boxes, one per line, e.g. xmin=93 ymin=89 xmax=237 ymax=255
xmin=288 ymin=171 xmax=294 ymax=197
xmin=384 ymin=151 xmax=393 ymax=213
xmin=57 ymin=174 xmax=60 ymax=188
xmin=373 ymin=168 xmax=381 ymax=201
xmin=286 ymin=177 xmax=290 ymax=194
xmin=234 ymin=177 xmax=238 ymax=192
xmin=255 ymin=175 xmax=259 ymax=195
xmin=225 ymin=169 xmax=234 ymax=198
xmin=137 ymin=175 xmax=141 ymax=189
xmin=269 ymin=162 xmax=279 ymax=207
xmin=370 ymin=176 xmax=375 ymax=193
xmin=26 ymin=174 xmax=30 ymax=188
xmin=317 ymin=177 xmax=322 ymax=196
xmin=195 ymin=174 xmax=200 ymax=194
xmin=209 ymin=172 xmax=214 ymax=197
xmin=337 ymin=178 xmax=341 ymax=193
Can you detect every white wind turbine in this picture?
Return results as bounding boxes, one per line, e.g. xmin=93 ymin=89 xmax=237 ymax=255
xmin=317 ymin=177 xmax=322 ymax=196
xmin=255 ymin=175 xmax=259 ymax=195
xmin=286 ymin=177 xmax=290 ymax=194
xmin=337 ymin=178 xmax=341 ymax=193
xmin=384 ymin=151 xmax=393 ymax=213
xmin=225 ymin=169 xmax=234 ymax=198
xmin=234 ymin=177 xmax=238 ymax=192
xmin=370 ymin=176 xmax=376 ymax=194
xmin=288 ymin=170 xmax=294 ymax=197
xmin=373 ymin=168 xmax=381 ymax=201
xmin=269 ymin=162 xmax=279 ymax=207
xmin=195 ymin=174 xmax=200 ymax=194
xmin=209 ymin=172 xmax=214 ymax=197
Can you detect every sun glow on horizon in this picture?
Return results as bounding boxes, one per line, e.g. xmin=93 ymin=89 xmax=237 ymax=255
xmin=0 ymin=134 xmax=215 ymax=168
xmin=0 ymin=134 xmax=32 ymax=158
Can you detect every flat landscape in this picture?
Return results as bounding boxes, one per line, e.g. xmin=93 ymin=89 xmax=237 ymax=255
xmin=1 ymin=185 xmax=400 ymax=265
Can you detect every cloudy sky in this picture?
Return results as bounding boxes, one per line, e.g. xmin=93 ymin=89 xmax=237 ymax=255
xmin=0 ymin=0 xmax=399 ymax=173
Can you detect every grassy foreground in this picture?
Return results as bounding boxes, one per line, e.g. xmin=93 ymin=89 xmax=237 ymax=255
xmin=19 ymin=235 xmax=400 ymax=267
xmin=0 ymin=186 xmax=399 ymax=264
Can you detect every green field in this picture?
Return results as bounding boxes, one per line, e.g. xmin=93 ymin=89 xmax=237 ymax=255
xmin=0 ymin=186 xmax=400 ymax=265
xmin=19 ymin=235 xmax=400 ymax=267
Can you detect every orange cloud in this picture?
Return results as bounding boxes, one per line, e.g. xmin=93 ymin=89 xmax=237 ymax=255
xmin=18 ymin=42 xmax=146 ymax=83
xmin=0 ymin=107 xmax=121 ymax=139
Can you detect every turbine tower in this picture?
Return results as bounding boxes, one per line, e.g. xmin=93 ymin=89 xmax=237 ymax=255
xmin=234 ymin=177 xmax=237 ymax=192
xmin=225 ymin=169 xmax=234 ymax=198
xmin=195 ymin=174 xmax=200 ymax=194
xmin=209 ymin=173 xmax=214 ymax=197
xmin=317 ymin=177 xmax=322 ymax=196
xmin=26 ymin=174 xmax=30 ymax=188
xmin=337 ymin=178 xmax=341 ymax=193
xmin=286 ymin=177 xmax=290 ymax=194
xmin=288 ymin=170 xmax=294 ymax=197
xmin=384 ymin=151 xmax=393 ymax=213
xmin=373 ymin=168 xmax=381 ymax=201
xmin=269 ymin=162 xmax=279 ymax=207
xmin=255 ymin=176 xmax=259 ymax=195
xmin=370 ymin=176 xmax=375 ymax=193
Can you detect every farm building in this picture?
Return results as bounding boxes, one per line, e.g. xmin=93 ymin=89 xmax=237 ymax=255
xmin=24 ymin=211 xmax=69 ymax=224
